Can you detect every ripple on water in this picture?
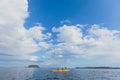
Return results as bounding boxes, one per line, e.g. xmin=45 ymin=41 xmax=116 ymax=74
xmin=0 ymin=68 xmax=120 ymax=80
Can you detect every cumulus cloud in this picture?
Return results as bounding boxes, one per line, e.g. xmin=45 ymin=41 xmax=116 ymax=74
xmin=1 ymin=0 xmax=120 ymax=67
xmin=0 ymin=0 xmax=51 ymax=65
xmin=52 ymin=25 xmax=82 ymax=44
xmin=0 ymin=0 xmax=28 ymax=26
xmin=41 ymin=24 xmax=120 ymax=66
xmin=27 ymin=25 xmax=51 ymax=49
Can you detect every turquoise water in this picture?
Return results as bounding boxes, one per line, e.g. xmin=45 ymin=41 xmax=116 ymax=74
xmin=0 ymin=68 xmax=120 ymax=80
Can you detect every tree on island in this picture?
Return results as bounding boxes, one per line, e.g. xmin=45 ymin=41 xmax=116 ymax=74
xmin=28 ymin=65 xmax=39 ymax=68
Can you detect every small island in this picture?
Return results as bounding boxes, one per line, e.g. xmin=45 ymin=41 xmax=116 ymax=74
xmin=75 ymin=67 xmax=120 ymax=69
xmin=27 ymin=65 xmax=39 ymax=68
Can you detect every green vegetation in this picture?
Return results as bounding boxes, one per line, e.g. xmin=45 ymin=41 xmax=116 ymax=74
xmin=75 ymin=67 xmax=120 ymax=69
xmin=27 ymin=65 xmax=39 ymax=68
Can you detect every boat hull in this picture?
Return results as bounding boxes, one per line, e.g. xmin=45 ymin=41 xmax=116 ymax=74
xmin=52 ymin=70 xmax=70 ymax=72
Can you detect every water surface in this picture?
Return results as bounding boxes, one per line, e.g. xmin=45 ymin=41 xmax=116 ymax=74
xmin=0 ymin=68 xmax=120 ymax=80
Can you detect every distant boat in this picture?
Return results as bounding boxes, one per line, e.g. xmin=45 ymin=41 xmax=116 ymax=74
xmin=27 ymin=65 xmax=39 ymax=68
xmin=52 ymin=68 xmax=70 ymax=72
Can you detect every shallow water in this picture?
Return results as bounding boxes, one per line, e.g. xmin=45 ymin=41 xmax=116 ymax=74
xmin=0 ymin=68 xmax=120 ymax=80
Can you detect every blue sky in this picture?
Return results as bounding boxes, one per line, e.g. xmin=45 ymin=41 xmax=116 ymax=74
xmin=1 ymin=0 xmax=120 ymax=67
xmin=25 ymin=0 xmax=120 ymax=30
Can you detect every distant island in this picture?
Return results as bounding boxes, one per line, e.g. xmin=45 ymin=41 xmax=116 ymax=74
xmin=27 ymin=65 xmax=39 ymax=68
xmin=75 ymin=67 xmax=120 ymax=69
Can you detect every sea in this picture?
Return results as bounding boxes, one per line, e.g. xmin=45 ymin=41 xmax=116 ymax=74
xmin=0 ymin=67 xmax=120 ymax=80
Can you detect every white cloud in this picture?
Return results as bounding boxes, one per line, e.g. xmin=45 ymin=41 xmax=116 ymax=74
xmin=0 ymin=0 xmax=28 ymax=26
xmin=42 ymin=24 xmax=120 ymax=66
xmin=27 ymin=25 xmax=51 ymax=49
xmin=27 ymin=25 xmax=51 ymax=41
xmin=60 ymin=19 xmax=71 ymax=24
xmin=52 ymin=25 xmax=82 ymax=44
xmin=1 ymin=0 xmax=120 ymax=67
xmin=0 ymin=0 xmax=51 ymax=65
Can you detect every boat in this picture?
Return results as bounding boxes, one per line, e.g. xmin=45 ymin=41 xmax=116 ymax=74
xmin=52 ymin=69 xmax=70 ymax=72
xmin=52 ymin=68 xmax=70 ymax=72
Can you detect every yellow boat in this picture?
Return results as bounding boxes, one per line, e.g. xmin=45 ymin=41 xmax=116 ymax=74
xmin=52 ymin=69 xmax=70 ymax=72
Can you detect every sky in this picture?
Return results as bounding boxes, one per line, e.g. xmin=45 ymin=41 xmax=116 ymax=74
xmin=1 ymin=0 xmax=120 ymax=67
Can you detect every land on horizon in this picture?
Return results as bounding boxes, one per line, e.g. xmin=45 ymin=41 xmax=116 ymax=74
xmin=75 ymin=66 xmax=120 ymax=69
